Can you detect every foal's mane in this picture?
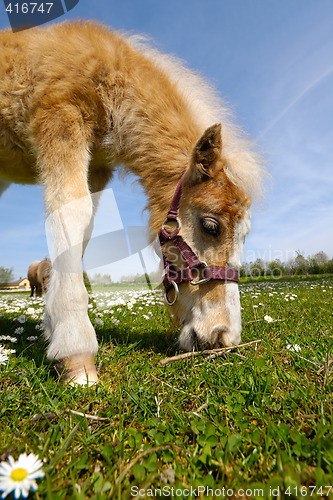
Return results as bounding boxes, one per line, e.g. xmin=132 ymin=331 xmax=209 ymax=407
xmin=126 ymin=33 xmax=265 ymax=201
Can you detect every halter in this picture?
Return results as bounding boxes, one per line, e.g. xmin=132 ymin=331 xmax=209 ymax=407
xmin=159 ymin=174 xmax=239 ymax=305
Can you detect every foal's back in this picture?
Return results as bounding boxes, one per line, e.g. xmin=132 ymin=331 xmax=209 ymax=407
xmin=0 ymin=21 xmax=137 ymax=186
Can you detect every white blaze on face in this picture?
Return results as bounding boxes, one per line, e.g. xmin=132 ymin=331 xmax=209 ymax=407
xmin=225 ymin=209 xmax=251 ymax=346
xmin=177 ymin=209 xmax=252 ymax=351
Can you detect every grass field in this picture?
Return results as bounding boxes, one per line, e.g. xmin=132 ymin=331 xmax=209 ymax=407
xmin=0 ymin=277 xmax=332 ymax=499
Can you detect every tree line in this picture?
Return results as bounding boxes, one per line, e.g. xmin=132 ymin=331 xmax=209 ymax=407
xmin=240 ymin=251 xmax=333 ymax=278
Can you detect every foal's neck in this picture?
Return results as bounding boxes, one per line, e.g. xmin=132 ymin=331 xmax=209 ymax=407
xmin=112 ymin=57 xmax=201 ymax=231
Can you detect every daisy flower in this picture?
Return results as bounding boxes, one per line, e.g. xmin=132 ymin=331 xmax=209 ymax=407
xmin=0 ymin=452 xmax=44 ymax=499
xmin=94 ymin=318 xmax=104 ymax=326
xmin=26 ymin=336 xmax=38 ymax=342
xmin=14 ymin=328 xmax=24 ymax=335
xmin=286 ymin=344 xmax=301 ymax=352
xmin=0 ymin=336 xmax=17 ymax=343
xmin=0 ymin=346 xmax=10 ymax=366
xmin=17 ymin=315 xmax=26 ymax=324
xmin=264 ymin=315 xmax=274 ymax=323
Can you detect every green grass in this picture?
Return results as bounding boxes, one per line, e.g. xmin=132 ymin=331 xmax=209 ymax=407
xmin=0 ymin=278 xmax=332 ymax=499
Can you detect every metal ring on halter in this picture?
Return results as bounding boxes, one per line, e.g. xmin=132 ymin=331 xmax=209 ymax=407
xmin=190 ymin=261 xmax=211 ymax=285
xmin=164 ymin=280 xmax=179 ymax=305
xmin=161 ymin=217 xmax=181 ymax=233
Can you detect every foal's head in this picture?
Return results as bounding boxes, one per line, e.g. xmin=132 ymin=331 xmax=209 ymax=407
xmin=164 ymin=124 xmax=251 ymax=350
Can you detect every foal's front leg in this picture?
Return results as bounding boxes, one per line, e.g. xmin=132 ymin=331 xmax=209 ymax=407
xmin=33 ymin=105 xmax=100 ymax=385
xmin=44 ymin=185 xmax=99 ymax=385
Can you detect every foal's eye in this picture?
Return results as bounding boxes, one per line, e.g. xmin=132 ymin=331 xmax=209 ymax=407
xmin=200 ymin=217 xmax=220 ymax=236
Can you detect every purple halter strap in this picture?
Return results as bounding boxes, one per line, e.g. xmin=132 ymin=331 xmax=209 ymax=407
xmin=159 ymin=174 xmax=239 ymax=305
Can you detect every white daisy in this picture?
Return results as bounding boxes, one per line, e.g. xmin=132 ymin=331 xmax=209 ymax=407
xmin=17 ymin=315 xmax=26 ymax=324
xmin=0 ymin=452 xmax=44 ymax=499
xmin=0 ymin=347 xmax=9 ymax=366
xmin=286 ymin=344 xmax=301 ymax=352
xmin=14 ymin=328 xmax=24 ymax=335
xmin=0 ymin=336 xmax=17 ymax=343
xmin=94 ymin=318 xmax=104 ymax=326
xmin=264 ymin=315 xmax=274 ymax=323
xmin=26 ymin=336 xmax=38 ymax=342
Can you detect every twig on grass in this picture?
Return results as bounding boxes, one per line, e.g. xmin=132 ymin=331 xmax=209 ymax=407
xmin=30 ymin=409 xmax=110 ymax=423
xmin=151 ymin=374 xmax=197 ymax=398
xmin=317 ymin=354 xmax=332 ymax=387
xmin=66 ymin=409 xmax=110 ymax=421
xmin=245 ymin=319 xmax=285 ymax=324
xmin=291 ymin=352 xmax=321 ymax=368
xmin=159 ymin=339 xmax=262 ymax=365
xmin=231 ymin=352 xmax=247 ymax=360
xmin=191 ymin=402 xmax=208 ymax=417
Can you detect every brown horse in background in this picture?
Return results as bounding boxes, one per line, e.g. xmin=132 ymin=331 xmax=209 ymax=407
xmin=27 ymin=258 xmax=51 ymax=297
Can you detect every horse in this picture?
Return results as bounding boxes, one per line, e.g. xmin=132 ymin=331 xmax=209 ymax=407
xmin=0 ymin=21 xmax=264 ymax=386
xmin=27 ymin=257 xmax=52 ymax=297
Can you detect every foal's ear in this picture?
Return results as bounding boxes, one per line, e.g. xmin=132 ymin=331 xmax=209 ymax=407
xmin=189 ymin=123 xmax=222 ymax=182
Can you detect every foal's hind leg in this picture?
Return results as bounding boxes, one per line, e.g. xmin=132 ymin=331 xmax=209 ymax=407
xmin=33 ymin=109 xmax=99 ymax=385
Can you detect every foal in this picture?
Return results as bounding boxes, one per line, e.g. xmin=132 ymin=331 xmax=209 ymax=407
xmin=0 ymin=21 xmax=263 ymax=385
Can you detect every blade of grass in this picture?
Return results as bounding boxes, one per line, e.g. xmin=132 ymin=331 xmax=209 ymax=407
xmin=44 ymin=422 xmax=80 ymax=472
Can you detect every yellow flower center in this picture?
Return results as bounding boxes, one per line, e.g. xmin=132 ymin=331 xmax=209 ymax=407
xmin=11 ymin=468 xmax=28 ymax=481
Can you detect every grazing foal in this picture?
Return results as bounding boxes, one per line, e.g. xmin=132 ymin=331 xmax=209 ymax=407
xmin=0 ymin=21 xmax=263 ymax=385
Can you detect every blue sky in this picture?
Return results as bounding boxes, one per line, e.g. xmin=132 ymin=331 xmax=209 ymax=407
xmin=1 ymin=0 xmax=333 ymax=280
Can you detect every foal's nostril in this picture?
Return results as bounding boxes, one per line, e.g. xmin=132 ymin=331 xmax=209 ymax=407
xmin=211 ymin=325 xmax=230 ymax=348
xmin=191 ymin=330 xmax=208 ymax=351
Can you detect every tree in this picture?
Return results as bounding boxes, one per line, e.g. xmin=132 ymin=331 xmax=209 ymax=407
xmin=0 ymin=266 xmax=14 ymax=284
xmin=89 ymin=273 xmax=112 ymax=286
xmin=290 ymin=252 xmax=308 ymax=275
xmin=250 ymin=258 xmax=266 ymax=277
xmin=312 ymin=251 xmax=329 ymax=267
xmin=268 ymin=259 xmax=284 ymax=277
xmin=324 ymin=259 xmax=333 ymax=274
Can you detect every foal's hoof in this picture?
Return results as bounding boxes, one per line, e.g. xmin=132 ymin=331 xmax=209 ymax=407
xmin=57 ymin=354 xmax=98 ymax=387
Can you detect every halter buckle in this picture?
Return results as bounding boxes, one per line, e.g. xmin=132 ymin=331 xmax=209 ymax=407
xmin=164 ymin=280 xmax=179 ymax=305
xmin=161 ymin=217 xmax=181 ymax=234
xmin=190 ymin=262 xmax=211 ymax=285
